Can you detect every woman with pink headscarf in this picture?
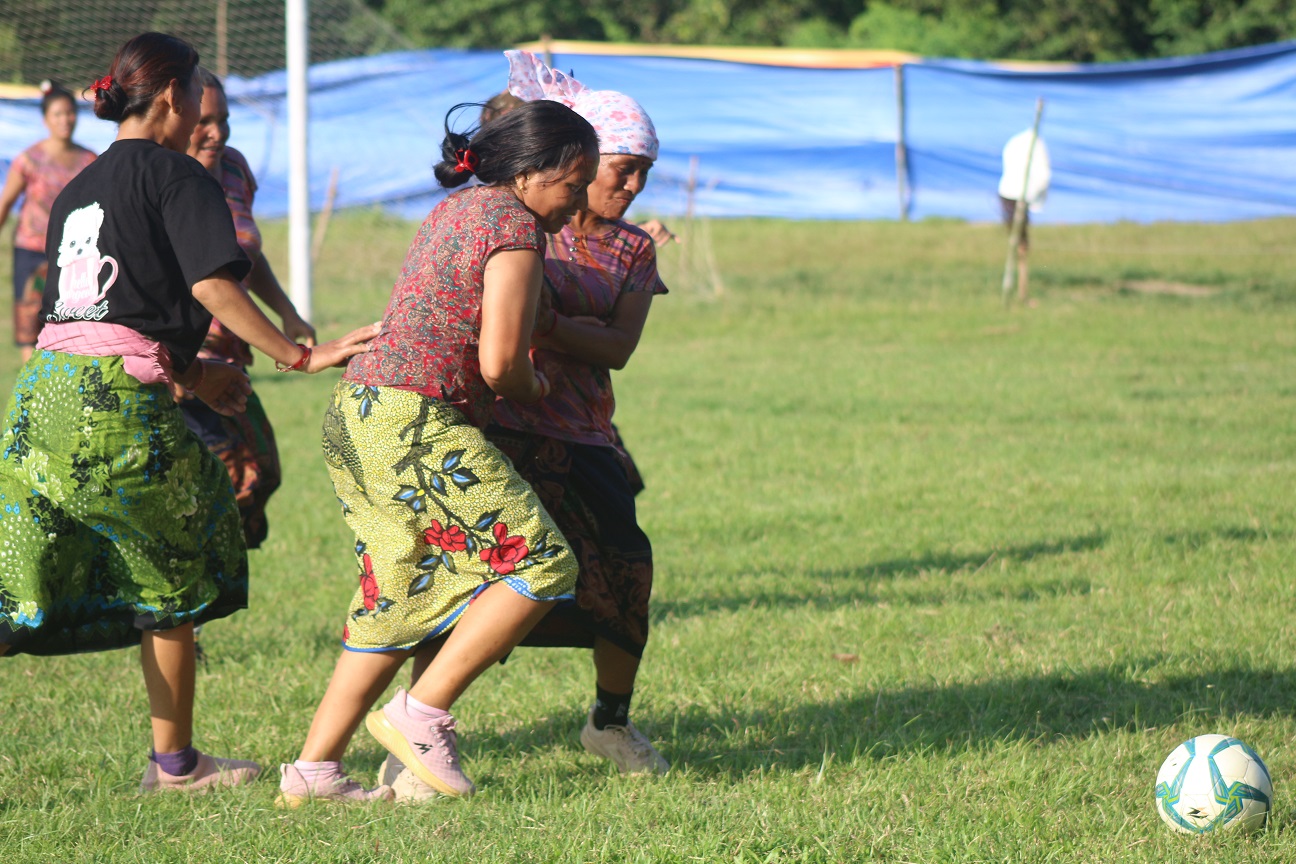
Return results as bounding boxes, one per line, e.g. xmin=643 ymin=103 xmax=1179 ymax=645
xmin=383 ymin=51 xmax=671 ymax=797
xmin=495 ymin=50 xmax=671 ymax=776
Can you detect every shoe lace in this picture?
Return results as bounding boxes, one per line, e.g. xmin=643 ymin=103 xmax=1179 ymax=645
xmin=429 ymin=716 xmax=462 ymax=765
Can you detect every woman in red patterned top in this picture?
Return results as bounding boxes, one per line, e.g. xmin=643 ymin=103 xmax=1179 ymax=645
xmin=278 ymin=100 xmax=599 ymax=805
xmin=0 ymin=82 xmax=97 ymax=360
xmin=180 ymin=70 xmax=315 ymax=550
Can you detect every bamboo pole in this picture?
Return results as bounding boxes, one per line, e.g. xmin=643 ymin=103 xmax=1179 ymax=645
xmin=1001 ymin=98 xmax=1045 ymax=306
xmin=311 ymin=166 xmax=340 ymax=265
xmin=683 ymin=155 xmax=699 ymax=290
xmin=216 ymin=0 xmax=228 ymax=79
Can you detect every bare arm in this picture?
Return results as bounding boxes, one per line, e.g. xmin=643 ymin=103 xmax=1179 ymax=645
xmin=245 ymin=251 xmax=316 ymax=346
xmin=479 ymin=249 xmax=547 ymax=403
xmin=0 ymin=159 xmax=27 ymax=235
xmin=636 ymin=219 xmax=677 ymax=246
xmin=192 ymin=267 xmax=376 ymax=372
xmin=533 ymin=290 xmax=654 ymax=370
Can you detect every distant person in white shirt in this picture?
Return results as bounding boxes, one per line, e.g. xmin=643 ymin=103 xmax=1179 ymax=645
xmin=998 ymin=129 xmax=1050 ymax=303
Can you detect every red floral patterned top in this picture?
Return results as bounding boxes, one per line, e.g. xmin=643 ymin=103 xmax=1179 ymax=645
xmin=197 ymin=147 xmax=261 ymax=368
xmin=345 ymin=186 xmax=544 ymax=427
xmin=493 ymin=220 xmax=666 ymax=447
xmin=10 ymin=142 xmax=96 ymax=252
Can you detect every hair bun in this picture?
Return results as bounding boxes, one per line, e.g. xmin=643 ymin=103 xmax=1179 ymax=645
xmin=39 ymin=79 xmax=52 ymax=94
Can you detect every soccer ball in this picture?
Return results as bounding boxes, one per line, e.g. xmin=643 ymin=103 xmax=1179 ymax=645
xmin=1154 ymin=734 xmax=1272 ymax=835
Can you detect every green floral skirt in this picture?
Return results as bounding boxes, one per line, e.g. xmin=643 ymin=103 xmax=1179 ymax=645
xmin=0 ymin=352 xmax=248 ymax=656
xmin=324 ymin=381 xmax=578 ymax=652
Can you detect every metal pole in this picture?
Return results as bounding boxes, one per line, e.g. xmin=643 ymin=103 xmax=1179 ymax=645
xmin=894 ymin=63 xmax=910 ymax=221
xmin=286 ymin=0 xmax=312 ymax=320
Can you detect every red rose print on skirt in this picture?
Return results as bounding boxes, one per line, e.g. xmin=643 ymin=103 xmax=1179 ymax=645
xmin=480 ymin=522 xmax=529 ymax=575
xmin=360 ymin=552 xmax=380 ymax=610
xmin=424 ymin=518 xmax=468 ymax=552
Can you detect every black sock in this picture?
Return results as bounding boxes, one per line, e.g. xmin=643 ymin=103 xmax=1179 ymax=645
xmin=592 ymin=684 xmax=632 ymax=730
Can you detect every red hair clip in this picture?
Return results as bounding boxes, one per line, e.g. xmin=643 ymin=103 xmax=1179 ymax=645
xmin=91 ymin=75 xmax=113 ymax=94
xmin=454 ymin=148 xmax=479 ymax=175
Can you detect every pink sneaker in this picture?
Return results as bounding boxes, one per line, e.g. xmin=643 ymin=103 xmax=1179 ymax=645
xmin=139 ymin=752 xmax=261 ymax=793
xmin=365 ymin=688 xmax=476 ymax=798
xmin=275 ymin=763 xmax=395 ymax=808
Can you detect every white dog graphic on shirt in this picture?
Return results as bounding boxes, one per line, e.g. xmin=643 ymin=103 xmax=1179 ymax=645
xmin=51 ymin=202 xmax=118 ymax=321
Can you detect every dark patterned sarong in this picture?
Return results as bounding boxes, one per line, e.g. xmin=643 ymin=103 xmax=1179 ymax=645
xmin=485 ymin=425 xmax=654 ymax=659
xmin=180 ymin=389 xmax=282 ymax=549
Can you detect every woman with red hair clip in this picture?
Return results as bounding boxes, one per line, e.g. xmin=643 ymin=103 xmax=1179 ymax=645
xmin=0 ymin=32 xmax=377 ymax=794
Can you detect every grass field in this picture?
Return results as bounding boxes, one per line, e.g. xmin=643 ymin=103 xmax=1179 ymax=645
xmin=2 ymin=213 xmax=1296 ymax=862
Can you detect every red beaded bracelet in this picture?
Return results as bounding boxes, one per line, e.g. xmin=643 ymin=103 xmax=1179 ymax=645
xmin=276 ymin=343 xmax=311 ymax=372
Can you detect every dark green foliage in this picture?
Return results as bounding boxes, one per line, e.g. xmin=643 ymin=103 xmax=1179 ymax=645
xmin=0 ymin=0 xmax=407 ymax=86
xmin=376 ymin=0 xmax=1296 ymax=61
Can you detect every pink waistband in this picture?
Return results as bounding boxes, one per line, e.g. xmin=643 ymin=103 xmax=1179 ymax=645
xmin=35 ymin=321 xmax=174 ymax=385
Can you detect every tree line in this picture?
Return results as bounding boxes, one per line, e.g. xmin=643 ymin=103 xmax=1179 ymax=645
xmin=369 ymin=0 xmax=1296 ymax=62
xmin=3 ymin=0 xmax=1294 ymax=88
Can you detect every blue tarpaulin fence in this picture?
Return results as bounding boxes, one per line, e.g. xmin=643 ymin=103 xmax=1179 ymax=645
xmin=3 ymin=41 xmax=1295 ymax=224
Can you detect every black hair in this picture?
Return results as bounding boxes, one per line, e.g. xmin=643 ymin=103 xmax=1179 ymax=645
xmin=196 ymin=67 xmax=225 ymax=97
xmin=91 ymin=32 xmax=200 ymax=124
xmin=433 ymin=100 xmax=598 ymax=190
xmin=39 ymin=81 xmax=76 ymax=115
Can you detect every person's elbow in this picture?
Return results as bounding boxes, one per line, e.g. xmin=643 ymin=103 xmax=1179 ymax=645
xmin=604 ymin=333 xmax=642 ymax=370
xmin=480 ymin=355 xmax=532 ymax=401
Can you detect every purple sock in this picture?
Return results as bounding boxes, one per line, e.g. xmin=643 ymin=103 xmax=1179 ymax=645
xmin=152 ymin=745 xmax=200 ymax=777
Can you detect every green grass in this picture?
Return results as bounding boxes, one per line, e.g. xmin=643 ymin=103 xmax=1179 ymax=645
xmin=3 ymin=213 xmax=1296 ymax=862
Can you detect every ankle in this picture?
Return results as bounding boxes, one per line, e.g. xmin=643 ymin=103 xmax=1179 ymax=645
xmin=151 ymin=744 xmax=200 ymax=776
xmin=592 ymin=685 xmax=633 ymax=730
xmin=293 ymin=759 xmax=344 ymax=782
xmin=404 ymin=691 xmax=451 ymax=721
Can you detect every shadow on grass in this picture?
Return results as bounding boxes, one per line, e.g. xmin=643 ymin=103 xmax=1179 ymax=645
xmin=673 ymin=664 xmax=1294 ymax=775
xmin=1161 ymin=526 xmax=1282 ymax=547
xmin=476 ymin=662 xmax=1296 ymax=781
xmin=653 ymin=532 xmax=1107 ymax=619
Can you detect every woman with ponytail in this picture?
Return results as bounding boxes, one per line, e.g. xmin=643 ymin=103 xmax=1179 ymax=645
xmin=0 ymin=32 xmax=377 ymax=794
xmin=279 ymin=99 xmax=597 ymax=805
xmin=382 ymin=52 xmax=672 ymax=802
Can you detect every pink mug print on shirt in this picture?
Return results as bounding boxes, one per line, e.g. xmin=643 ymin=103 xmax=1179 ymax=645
xmin=52 ymin=202 xmax=118 ymax=321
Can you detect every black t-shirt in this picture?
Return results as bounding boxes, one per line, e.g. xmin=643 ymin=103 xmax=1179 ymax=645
xmin=42 ymin=138 xmax=251 ymax=372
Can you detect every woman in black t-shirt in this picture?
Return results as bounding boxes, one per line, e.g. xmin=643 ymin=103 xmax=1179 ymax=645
xmin=0 ymin=32 xmax=377 ymax=794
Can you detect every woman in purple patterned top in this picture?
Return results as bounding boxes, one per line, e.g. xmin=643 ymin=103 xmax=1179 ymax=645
xmin=488 ymin=50 xmax=672 ymax=777
xmin=180 ymin=70 xmax=315 ymax=550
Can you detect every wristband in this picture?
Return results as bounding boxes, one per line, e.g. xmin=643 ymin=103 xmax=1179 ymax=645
xmin=276 ymin=343 xmax=311 ymax=372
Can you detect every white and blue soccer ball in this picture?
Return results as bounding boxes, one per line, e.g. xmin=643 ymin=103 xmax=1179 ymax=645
xmin=1154 ymin=734 xmax=1272 ymax=835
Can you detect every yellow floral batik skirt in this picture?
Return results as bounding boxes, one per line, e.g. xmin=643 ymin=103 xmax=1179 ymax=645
xmin=322 ymin=381 xmax=577 ymax=651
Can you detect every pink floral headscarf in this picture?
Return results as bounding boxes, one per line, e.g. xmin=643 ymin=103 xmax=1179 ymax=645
xmin=505 ymin=50 xmax=659 ymax=161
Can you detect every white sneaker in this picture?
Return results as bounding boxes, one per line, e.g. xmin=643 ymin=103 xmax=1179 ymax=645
xmin=377 ymin=753 xmax=441 ymax=802
xmin=579 ymin=710 xmax=670 ymax=775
